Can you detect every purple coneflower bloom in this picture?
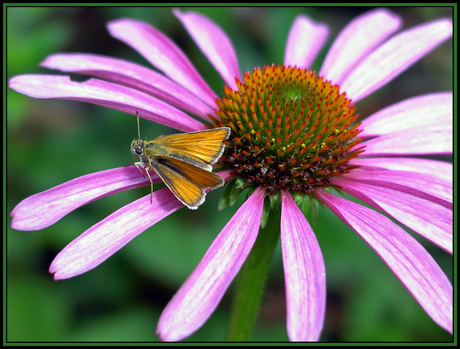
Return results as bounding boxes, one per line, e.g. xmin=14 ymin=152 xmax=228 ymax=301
xmin=10 ymin=8 xmax=452 ymax=341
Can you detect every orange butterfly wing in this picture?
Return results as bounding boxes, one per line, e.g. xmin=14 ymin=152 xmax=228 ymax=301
xmin=151 ymin=157 xmax=224 ymax=209
xmin=146 ymin=127 xmax=231 ymax=167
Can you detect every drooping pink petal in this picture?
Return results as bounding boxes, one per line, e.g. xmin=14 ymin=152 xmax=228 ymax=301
xmin=341 ymin=18 xmax=452 ymax=102
xmin=359 ymin=123 xmax=452 ymax=156
xmin=343 ymin=168 xmax=452 ymax=204
xmin=284 ymin=14 xmax=328 ymax=69
xmin=41 ymin=53 xmax=214 ymax=120
xmin=334 ymin=177 xmax=452 ymax=254
xmin=320 ymin=8 xmax=401 ymax=84
xmin=173 ymin=9 xmax=241 ymax=90
xmin=316 ymin=190 xmax=452 ymax=334
xmin=350 ymin=157 xmax=452 ymax=181
xmin=280 ymin=191 xmax=326 ymax=341
xmin=216 ymin=168 xmax=236 ymax=182
xmin=359 ymin=92 xmax=452 ymax=137
xmin=9 ymin=75 xmax=205 ymax=132
xmin=49 ymin=188 xmax=183 ymax=280
xmin=11 ymin=166 xmax=154 ymax=231
xmin=156 ymin=187 xmax=266 ymax=341
xmin=107 ymin=18 xmax=217 ymax=107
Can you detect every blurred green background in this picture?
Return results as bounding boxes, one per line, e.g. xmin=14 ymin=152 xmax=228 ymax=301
xmin=6 ymin=6 xmax=453 ymax=343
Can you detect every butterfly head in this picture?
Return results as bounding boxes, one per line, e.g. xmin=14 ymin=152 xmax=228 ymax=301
xmin=130 ymin=139 xmax=145 ymax=158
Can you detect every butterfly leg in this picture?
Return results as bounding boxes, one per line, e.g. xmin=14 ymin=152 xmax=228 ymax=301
xmin=134 ymin=162 xmax=154 ymax=203
xmin=143 ymin=168 xmax=154 ymax=204
xmin=134 ymin=162 xmax=147 ymax=178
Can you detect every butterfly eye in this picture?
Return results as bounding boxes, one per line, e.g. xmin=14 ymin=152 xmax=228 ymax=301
xmin=136 ymin=146 xmax=143 ymax=155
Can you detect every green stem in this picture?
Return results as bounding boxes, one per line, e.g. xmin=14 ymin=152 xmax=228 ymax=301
xmin=226 ymin=206 xmax=281 ymax=341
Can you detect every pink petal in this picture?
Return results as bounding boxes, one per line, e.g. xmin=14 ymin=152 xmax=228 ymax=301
xmin=216 ymin=169 xmax=236 ymax=182
xmin=320 ymin=8 xmax=401 ymax=84
xmin=9 ymin=75 xmax=205 ymax=132
xmin=342 ymin=18 xmax=452 ymax=102
xmin=11 ymin=166 xmax=153 ymax=231
xmin=107 ymin=18 xmax=217 ymax=107
xmin=49 ymin=187 xmax=183 ymax=280
xmin=316 ymin=190 xmax=452 ymax=334
xmin=156 ymin=187 xmax=266 ymax=341
xmin=360 ymin=123 xmax=452 ymax=156
xmin=173 ymin=9 xmax=241 ymax=90
xmin=280 ymin=191 xmax=326 ymax=341
xmin=41 ymin=53 xmax=214 ymax=120
xmin=284 ymin=14 xmax=328 ymax=69
xmin=360 ymin=92 xmax=452 ymax=137
xmin=343 ymin=168 xmax=452 ymax=204
xmin=350 ymin=157 xmax=452 ymax=181
xmin=334 ymin=177 xmax=452 ymax=254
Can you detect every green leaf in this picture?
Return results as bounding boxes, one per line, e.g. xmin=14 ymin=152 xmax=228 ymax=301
xmin=268 ymin=191 xmax=281 ymax=209
xmin=218 ymin=177 xmax=237 ymax=210
xmin=260 ymin=195 xmax=270 ymax=229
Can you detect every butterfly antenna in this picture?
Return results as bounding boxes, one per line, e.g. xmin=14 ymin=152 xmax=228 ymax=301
xmin=136 ymin=109 xmax=141 ymax=139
